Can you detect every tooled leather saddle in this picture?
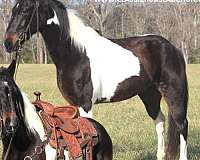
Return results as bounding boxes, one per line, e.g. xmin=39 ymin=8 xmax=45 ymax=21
xmin=32 ymin=92 xmax=98 ymax=160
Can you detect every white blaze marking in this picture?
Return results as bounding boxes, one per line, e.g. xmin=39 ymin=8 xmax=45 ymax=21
xmin=3 ymin=81 xmax=8 ymax=86
xmin=47 ymin=9 xmax=60 ymax=25
xmin=180 ymin=134 xmax=187 ymax=160
xmin=154 ymin=111 xmax=165 ymax=160
xmin=67 ymin=10 xmax=140 ymax=103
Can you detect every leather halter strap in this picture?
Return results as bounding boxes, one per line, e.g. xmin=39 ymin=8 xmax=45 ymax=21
xmin=13 ymin=1 xmax=40 ymax=80
xmin=16 ymin=1 xmax=39 ymax=54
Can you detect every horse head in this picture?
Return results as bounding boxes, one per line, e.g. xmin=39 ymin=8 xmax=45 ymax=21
xmin=3 ymin=0 xmax=63 ymax=53
xmin=0 ymin=60 xmax=24 ymax=136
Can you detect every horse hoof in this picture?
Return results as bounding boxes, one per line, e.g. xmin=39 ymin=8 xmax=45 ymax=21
xmin=157 ymin=154 xmax=165 ymax=160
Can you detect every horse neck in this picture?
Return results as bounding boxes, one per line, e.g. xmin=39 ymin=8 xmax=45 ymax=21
xmin=40 ymin=7 xmax=86 ymax=69
xmin=41 ymin=26 xmax=82 ymax=68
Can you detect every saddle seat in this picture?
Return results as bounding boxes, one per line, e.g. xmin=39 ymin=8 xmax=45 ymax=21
xmin=32 ymin=92 xmax=98 ymax=160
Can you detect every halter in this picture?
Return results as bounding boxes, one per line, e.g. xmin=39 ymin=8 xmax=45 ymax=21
xmin=3 ymin=129 xmax=16 ymax=160
xmin=24 ymin=137 xmax=50 ymax=160
xmin=16 ymin=0 xmax=39 ymax=53
xmin=14 ymin=0 xmax=40 ymax=79
xmin=0 ymin=94 xmax=19 ymax=160
xmin=0 ymin=82 xmax=24 ymax=160
xmin=0 ymin=114 xmax=17 ymax=160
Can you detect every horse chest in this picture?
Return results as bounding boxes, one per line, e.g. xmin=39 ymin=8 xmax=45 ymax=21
xmin=56 ymin=70 xmax=75 ymax=104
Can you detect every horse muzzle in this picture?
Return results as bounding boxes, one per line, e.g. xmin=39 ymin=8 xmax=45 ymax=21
xmin=1 ymin=113 xmax=18 ymax=135
xmin=3 ymin=33 xmax=24 ymax=53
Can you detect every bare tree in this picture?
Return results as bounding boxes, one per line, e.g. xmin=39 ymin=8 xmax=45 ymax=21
xmin=0 ymin=0 xmax=12 ymax=63
xmin=1 ymin=2 xmax=200 ymax=63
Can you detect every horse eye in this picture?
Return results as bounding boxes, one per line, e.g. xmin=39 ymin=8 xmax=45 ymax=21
xmin=20 ymin=11 xmax=28 ymax=16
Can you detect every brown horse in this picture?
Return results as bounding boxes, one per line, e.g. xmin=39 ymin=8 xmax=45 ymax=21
xmin=3 ymin=0 xmax=188 ymax=159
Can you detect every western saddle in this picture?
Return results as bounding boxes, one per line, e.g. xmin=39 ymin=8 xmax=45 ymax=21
xmin=32 ymin=91 xmax=98 ymax=160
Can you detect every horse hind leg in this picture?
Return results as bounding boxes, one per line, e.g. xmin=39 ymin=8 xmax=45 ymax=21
xmin=155 ymin=111 xmax=165 ymax=160
xmin=160 ymin=77 xmax=188 ymax=160
xmin=165 ymin=99 xmax=188 ymax=160
xmin=139 ymin=86 xmax=165 ymax=160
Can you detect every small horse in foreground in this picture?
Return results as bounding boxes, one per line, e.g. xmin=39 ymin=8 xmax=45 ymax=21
xmin=4 ymin=0 xmax=188 ymax=159
xmin=0 ymin=60 xmax=113 ymax=160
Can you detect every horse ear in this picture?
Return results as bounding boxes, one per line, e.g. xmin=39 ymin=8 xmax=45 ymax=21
xmin=8 ymin=60 xmax=16 ymax=77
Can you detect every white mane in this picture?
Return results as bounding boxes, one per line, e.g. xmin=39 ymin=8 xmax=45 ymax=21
xmin=67 ymin=9 xmax=100 ymax=52
xmin=21 ymin=92 xmax=46 ymax=141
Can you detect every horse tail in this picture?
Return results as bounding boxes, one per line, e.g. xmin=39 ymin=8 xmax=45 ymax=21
xmin=166 ymin=111 xmax=180 ymax=159
xmin=166 ymin=48 xmax=188 ymax=160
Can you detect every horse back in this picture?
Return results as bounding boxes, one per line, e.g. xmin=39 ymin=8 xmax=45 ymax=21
xmin=88 ymin=118 xmax=113 ymax=160
xmin=110 ymin=35 xmax=186 ymax=83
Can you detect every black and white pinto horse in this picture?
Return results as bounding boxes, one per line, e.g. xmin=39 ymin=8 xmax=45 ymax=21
xmin=3 ymin=0 xmax=188 ymax=159
xmin=0 ymin=60 xmax=113 ymax=160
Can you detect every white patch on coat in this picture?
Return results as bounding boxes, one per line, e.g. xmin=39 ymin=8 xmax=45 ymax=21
xmin=21 ymin=92 xmax=46 ymax=141
xmin=15 ymin=3 xmax=19 ymax=8
xmin=45 ymin=144 xmax=69 ymax=160
xmin=154 ymin=111 xmax=165 ymax=160
xmin=79 ymin=107 xmax=92 ymax=118
xmin=47 ymin=9 xmax=60 ymax=25
xmin=3 ymin=81 xmax=8 ymax=86
xmin=67 ymin=10 xmax=140 ymax=103
xmin=45 ymin=145 xmax=56 ymax=160
xmin=179 ymin=134 xmax=187 ymax=160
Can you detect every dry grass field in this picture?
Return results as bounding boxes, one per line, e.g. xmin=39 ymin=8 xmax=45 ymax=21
xmin=0 ymin=64 xmax=199 ymax=160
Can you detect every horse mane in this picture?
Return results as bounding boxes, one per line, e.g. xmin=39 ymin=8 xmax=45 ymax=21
xmin=49 ymin=0 xmax=101 ymax=52
xmin=49 ymin=0 xmax=70 ymax=41
xmin=21 ymin=92 xmax=46 ymax=140
xmin=67 ymin=10 xmax=100 ymax=52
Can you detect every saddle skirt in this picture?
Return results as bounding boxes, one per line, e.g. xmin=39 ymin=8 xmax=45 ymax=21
xmin=32 ymin=93 xmax=98 ymax=160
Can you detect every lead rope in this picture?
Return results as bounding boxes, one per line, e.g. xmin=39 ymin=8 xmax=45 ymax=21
xmin=14 ymin=1 xmax=40 ymax=80
xmin=14 ymin=51 xmax=21 ymax=80
xmin=3 ymin=130 xmax=15 ymax=160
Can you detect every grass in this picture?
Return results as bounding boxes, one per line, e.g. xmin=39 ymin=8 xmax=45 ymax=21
xmin=0 ymin=64 xmax=200 ymax=160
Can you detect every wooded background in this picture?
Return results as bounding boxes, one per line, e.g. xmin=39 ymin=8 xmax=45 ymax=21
xmin=0 ymin=0 xmax=200 ymax=64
